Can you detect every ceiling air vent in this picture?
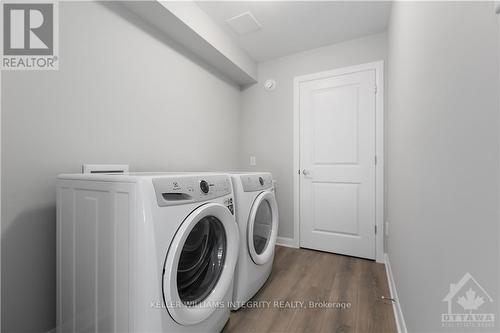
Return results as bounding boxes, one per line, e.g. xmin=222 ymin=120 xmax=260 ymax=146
xmin=226 ymin=11 xmax=262 ymax=36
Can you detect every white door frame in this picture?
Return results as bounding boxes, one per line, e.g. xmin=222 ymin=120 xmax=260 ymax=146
xmin=293 ymin=61 xmax=385 ymax=263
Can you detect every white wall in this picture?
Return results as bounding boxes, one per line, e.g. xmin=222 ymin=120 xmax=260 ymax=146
xmin=498 ymin=8 xmax=500 ymax=316
xmin=497 ymin=4 xmax=500 ymax=325
xmin=387 ymin=2 xmax=499 ymax=331
xmin=1 ymin=2 xmax=241 ymax=332
xmin=239 ymin=33 xmax=387 ymax=240
xmin=0 ymin=61 xmax=2 ymax=333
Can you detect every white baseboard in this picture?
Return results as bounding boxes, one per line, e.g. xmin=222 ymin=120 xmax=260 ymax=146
xmin=276 ymin=236 xmax=299 ymax=248
xmin=384 ymin=253 xmax=408 ymax=333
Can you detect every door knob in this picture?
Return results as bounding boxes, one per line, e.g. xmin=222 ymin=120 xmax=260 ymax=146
xmin=302 ymin=169 xmax=311 ymax=176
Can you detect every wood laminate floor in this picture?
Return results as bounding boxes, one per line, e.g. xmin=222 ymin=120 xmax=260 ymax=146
xmin=224 ymin=246 xmax=397 ymax=333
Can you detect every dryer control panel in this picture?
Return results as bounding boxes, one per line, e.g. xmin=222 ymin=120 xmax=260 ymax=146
xmin=241 ymin=173 xmax=273 ymax=192
xmin=153 ymin=175 xmax=232 ymax=207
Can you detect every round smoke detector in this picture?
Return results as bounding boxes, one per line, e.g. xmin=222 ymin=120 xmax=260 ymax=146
xmin=264 ymin=79 xmax=276 ymax=91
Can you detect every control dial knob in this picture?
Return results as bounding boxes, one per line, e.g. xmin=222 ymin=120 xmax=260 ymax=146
xmin=200 ymin=180 xmax=210 ymax=194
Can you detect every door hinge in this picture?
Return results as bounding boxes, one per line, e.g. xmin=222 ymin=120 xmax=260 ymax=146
xmin=298 ymin=169 xmax=301 ymax=175
xmin=374 ymin=86 xmax=378 ymax=94
xmin=374 ymin=155 xmax=377 ymax=165
xmin=375 ymin=225 xmax=377 ymax=234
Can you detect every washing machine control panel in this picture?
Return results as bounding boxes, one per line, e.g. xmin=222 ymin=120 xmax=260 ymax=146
xmin=153 ymin=175 xmax=232 ymax=207
xmin=241 ymin=173 xmax=273 ymax=192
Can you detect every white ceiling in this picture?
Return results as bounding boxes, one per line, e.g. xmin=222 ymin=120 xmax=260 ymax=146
xmin=196 ymin=1 xmax=392 ymax=62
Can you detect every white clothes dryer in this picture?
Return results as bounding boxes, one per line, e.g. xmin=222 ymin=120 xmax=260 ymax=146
xmin=227 ymin=172 xmax=279 ymax=310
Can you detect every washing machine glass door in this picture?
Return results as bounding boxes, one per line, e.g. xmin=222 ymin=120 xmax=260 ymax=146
xmin=247 ymin=191 xmax=279 ymax=265
xmin=163 ymin=202 xmax=239 ymax=326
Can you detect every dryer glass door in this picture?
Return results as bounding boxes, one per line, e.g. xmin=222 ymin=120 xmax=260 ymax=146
xmin=162 ymin=202 xmax=239 ymax=326
xmin=253 ymin=200 xmax=272 ymax=255
xmin=247 ymin=191 xmax=279 ymax=265
xmin=177 ymin=215 xmax=226 ymax=305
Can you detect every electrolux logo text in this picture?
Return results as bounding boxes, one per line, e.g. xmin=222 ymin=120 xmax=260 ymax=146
xmin=1 ymin=1 xmax=59 ymax=70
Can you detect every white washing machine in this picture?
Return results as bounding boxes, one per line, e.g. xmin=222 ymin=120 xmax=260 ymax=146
xmin=56 ymin=172 xmax=239 ymax=332
xmin=228 ymin=172 xmax=279 ymax=310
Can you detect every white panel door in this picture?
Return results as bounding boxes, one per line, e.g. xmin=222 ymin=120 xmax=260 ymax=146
xmin=299 ymin=70 xmax=376 ymax=259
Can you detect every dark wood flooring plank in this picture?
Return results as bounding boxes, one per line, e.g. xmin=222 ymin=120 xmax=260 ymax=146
xmin=224 ymin=246 xmax=397 ymax=333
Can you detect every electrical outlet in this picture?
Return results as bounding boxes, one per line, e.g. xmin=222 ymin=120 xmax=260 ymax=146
xmin=250 ymin=155 xmax=256 ymax=166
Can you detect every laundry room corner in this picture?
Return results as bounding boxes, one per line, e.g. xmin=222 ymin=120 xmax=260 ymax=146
xmin=2 ymin=1 xmax=499 ymax=333
xmin=238 ymin=32 xmax=388 ymax=249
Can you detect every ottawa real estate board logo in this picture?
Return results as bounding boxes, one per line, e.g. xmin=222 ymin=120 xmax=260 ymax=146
xmin=1 ymin=1 xmax=58 ymax=70
xmin=442 ymin=272 xmax=495 ymax=328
